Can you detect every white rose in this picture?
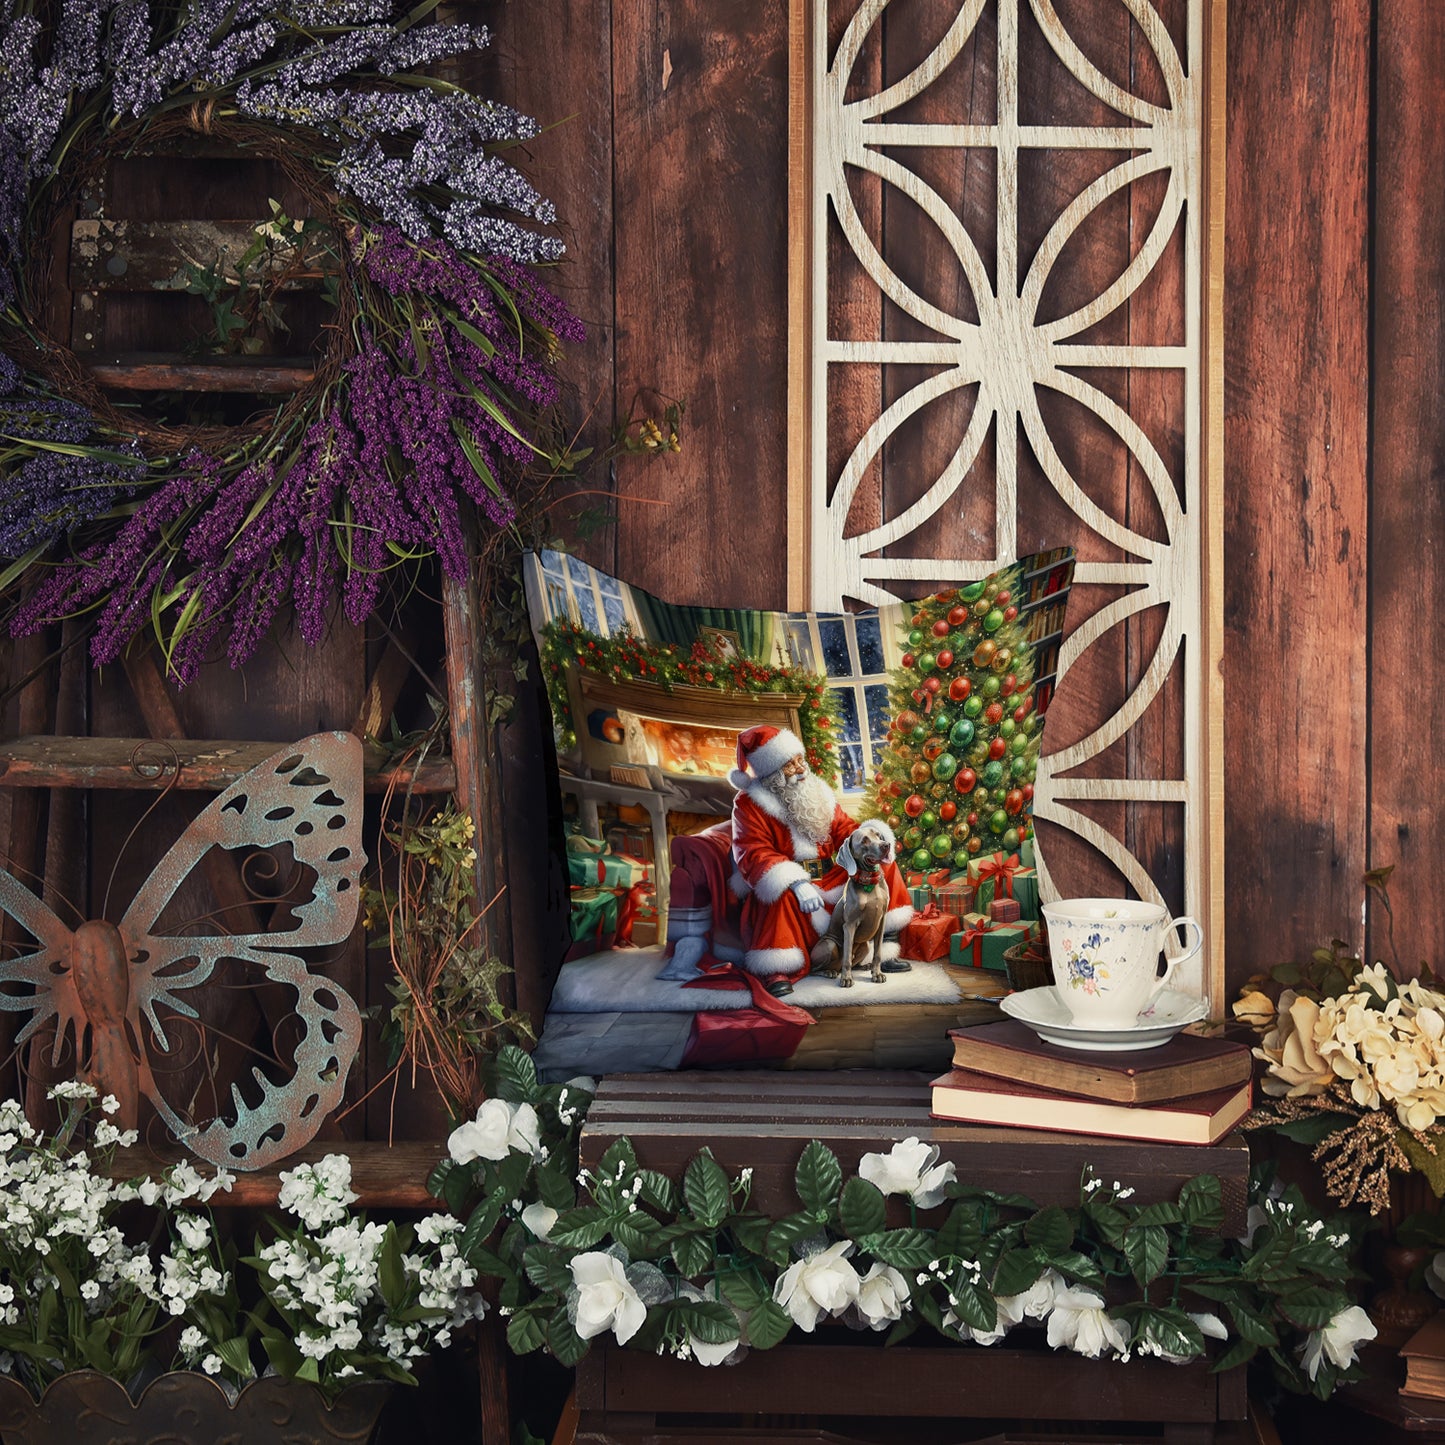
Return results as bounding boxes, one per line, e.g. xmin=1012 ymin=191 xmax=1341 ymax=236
xmin=448 ymin=1099 xmax=543 ymax=1165
xmin=855 ymin=1262 xmax=910 ymax=1330
xmin=1045 ymin=1286 xmax=1131 ymax=1359
xmin=569 ymin=1252 xmax=647 ymax=1344
xmin=1300 ymin=1304 xmax=1376 ymax=1381
xmin=520 ymin=1203 xmax=557 ymax=1241
xmin=857 ymin=1138 xmax=956 ymax=1209
xmin=773 ymin=1240 xmax=861 ymax=1332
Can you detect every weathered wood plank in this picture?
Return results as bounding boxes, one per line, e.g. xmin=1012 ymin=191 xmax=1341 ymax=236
xmin=1368 ymin=0 xmax=1445 ymax=976
xmin=0 ymin=735 xmax=455 ymax=793
xmin=1223 ymin=0 xmax=1370 ymax=981
xmin=611 ymin=0 xmax=791 ymax=607
xmin=86 ymin=355 xmax=315 ymax=392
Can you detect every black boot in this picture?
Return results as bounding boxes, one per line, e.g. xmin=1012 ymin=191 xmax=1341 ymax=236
xmin=766 ymin=977 xmax=795 ymax=997
xmin=881 ymin=957 xmax=912 ymax=973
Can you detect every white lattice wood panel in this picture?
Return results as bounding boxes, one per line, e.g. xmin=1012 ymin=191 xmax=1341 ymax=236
xmin=788 ymin=0 xmax=1225 ymax=1007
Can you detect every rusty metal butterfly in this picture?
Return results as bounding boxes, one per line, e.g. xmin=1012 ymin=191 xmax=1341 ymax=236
xmin=0 ymin=732 xmax=365 ymax=1170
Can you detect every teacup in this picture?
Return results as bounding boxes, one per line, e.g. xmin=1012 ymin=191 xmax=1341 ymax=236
xmin=1041 ymin=898 xmax=1204 ymax=1029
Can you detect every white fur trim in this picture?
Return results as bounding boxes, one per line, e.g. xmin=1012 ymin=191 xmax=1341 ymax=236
xmin=884 ymin=904 xmax=915 ymax=933
xmin=740 ymin=728 xmax=803 ymax=781
xmin=740 ymin=946 xmax=807 ymax=978
xmin=880 ymin=940 xmax=901 ymax=962
xmin=753 ymin=859 xmax=808 ymax=904
xmin=790 ymin=829 xmax=818 ymax=861
xmin=809 ymin=907 xmax=830 ymax=936
xmin=728 ymin=768 xmax=751 ymax=790
xmin=727 ymin=869 xmax=752 ymax=899
xmin=740 ymin=781 xmax=788 ymax=821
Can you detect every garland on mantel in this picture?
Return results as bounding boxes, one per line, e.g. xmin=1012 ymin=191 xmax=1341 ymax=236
xmin=0 ymin=1 xmax=579 ymax=683
xmin=432 ymin=1048 xmax=1376 ymax=1403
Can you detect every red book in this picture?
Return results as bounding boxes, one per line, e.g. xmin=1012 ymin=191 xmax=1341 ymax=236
xmin=929 ymin=1068 xmax=1252 ymax=1145
xmin=948 ymin=1020 xmax=1253 ymax=1106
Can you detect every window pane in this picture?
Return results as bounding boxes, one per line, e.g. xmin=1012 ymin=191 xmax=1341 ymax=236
xmin=855 ymin=615 xmax=885 ymax=674
xmin=838 ymin=744 xmax=864 ymax=792
xmin=601 ymin=591 xmax=626 ymax=630
xmin=575 ymin=586 xmax=599 ymax=632
xmin=870 ymin=738 xmax=886 ymax=773
xmin=566 ymin=553 xmax=592 ymax=585
xmin=865 ymin=684 xmax=891 ymax=741
xmin=818 ymin=618 xmax=850 ymax=677
xmin=831 ymin=688 xmax=860 ymax=741
xmin=545 ymin=580 xmax=568 ymax=618
xmin=787 ymin=619 xmax=815 ymax=670
xmin=541 ymin=548 xmax=566 ymax=578
xmin=598 ymin=573 xmax=623 ymax=598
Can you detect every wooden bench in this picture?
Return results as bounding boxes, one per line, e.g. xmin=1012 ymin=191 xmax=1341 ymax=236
xmin=575 ymin=1071 xmax=1251 ymax=1445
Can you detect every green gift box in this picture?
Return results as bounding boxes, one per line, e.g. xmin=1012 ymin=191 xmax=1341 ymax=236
xmin=1012 ymin=867 xmax=1040 ymax=921
xmin=967 ymin=851 xmax=1033 ymax=914
xmin=569 ymin=886 xmax=619 ymax=943
xmin=908 ymin=884 xmax=934 ymax=911
xmin=950 ymin=918 xmax=1030 ymax=971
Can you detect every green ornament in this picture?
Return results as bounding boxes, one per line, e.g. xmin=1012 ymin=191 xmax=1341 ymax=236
xmin=952 ymin=846 xmax=972 ymax=871
xmin=919 ymin=810 xmax=938 ymax=833
xmin=1002 ymin=828 xmax=1021 ymax=851
xmin=992 ymin=787 xmax=1007 ymax=804
xmin=903 ymin=826 xmax=923 ymax=849
xmin=982 ymin=675 xmax=1001 ymax=698
xmin=932 ymin=710 xmax=954 ymax=735
xmin=948 ymin=718 xmax=976 ymax=749
xmin=963 ymin=696 xmax=983 ymax=719
xmin=931 ymin=752 xmax=958 ymax=783
xmin=929 ymin=832 xmax=953 ymax=860
xmin=911 ymin=723 xmax=929 ymax=744
xmin=1011 ymin=756 xmax=1031 ymax=779
xmin=918 ymin=652 xmax=937 ymax=674
xmin=982 ymin=760 xmax=1005 ymax=788
xmin=983 ymin=607 xmax=1005 ymax=632
xmin=1010 ymin=732 xmax=1030 ymax=755
xmin=908 ymin=628 xmax=925 ymax=649
xmin=961 ymin=580 xmax=985 ymax=603
xmin=999 ymin=718 xmax=1016 ymax=739
xmin=947 ymin=632 xmax=966 ymax=653
xmin=910 ymin=847 xmax=934 ymax=871
xmin=989 ymin=809 xmax=1009 ymax=834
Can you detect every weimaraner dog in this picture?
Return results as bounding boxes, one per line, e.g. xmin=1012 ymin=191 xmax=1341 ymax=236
xmin=810 ymin=819 xmax=897 ymax=987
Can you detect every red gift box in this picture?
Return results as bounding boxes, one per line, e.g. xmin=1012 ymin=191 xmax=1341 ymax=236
xmin=934 ymin=879 xmax=977 ymax=916
xmin=898 ymin=904 xmax=960 ymax=962
xmin=680 ymin=1007 xmax=810 ymax=1066
xmin=905 ymin=867 xmax=951 ymax=889
xmin=988 ymin=896 xmax=1023 ymax=924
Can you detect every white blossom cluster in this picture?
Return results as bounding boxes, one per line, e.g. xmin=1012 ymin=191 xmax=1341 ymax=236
xmin=259 ymin=1154 xmax=485 ymax=1378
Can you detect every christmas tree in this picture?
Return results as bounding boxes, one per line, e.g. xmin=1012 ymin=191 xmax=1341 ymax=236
xmin=866 ymin=565 xmax=1042 ymax=873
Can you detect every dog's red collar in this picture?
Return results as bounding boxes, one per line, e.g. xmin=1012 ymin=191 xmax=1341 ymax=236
xmin=853 ymin=868 xmax=881 ymax=891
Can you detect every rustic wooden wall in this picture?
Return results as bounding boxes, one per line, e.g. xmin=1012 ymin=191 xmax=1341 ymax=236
xmin=496 ymin=0 xmax=1443 ymax=992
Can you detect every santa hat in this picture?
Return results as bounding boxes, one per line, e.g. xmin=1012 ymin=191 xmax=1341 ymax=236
xmin=728 ymin=725 xmax=804 ymax=790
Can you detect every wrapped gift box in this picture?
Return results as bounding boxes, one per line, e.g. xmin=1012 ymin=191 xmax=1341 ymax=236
xmin=680 ymin=1007 xmax=811 ymax=1067
xmin=908 ymin=884 xmax=934 ymax=911
xmin=950 ymin=918 xmax=1031 ymax=971
xmin=569 ymin=886 xmax=619 ymax=946
xmin=905 ymin=867 xmax=950 ymax=889
xmin=898 ymin=906 xmax=960 ymax=962
xmin=988 ymin=896 xmax=1023 ymax=924
xmin=967 ymin=851 xmax=1037 ymax=917
xmin=933 ymin=878 xmax=977 ymax=917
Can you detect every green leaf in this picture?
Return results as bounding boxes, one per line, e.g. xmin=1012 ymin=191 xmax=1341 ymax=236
xmin=745 ymin=1300 xmax=793 ymax=1350
xmin=550 ymin=1206 xmax=611 ymax=1251
xmin=443 ymin=1163 xmax=473 ymax=1216
xmin=1277 ymin=1283 xmax=1348 ymax=1330
xmin=547 ymin=1308 xmax=590 ymax=1367
xmin=1085 ymin=1200 xmax=1130 ymax=1246
xmin=1024 ymin=1205 xmax=1073 ymax=1254
xmin=613 ymin=1214 xmax=664 ymax=1258
xmin=1137 ymin=1304 xmax=1204 ymax=1360
xmin=1212 ymin=1335 xmax=1258 ymax=1373
xmin=427 ymin=1158 xmax=456 ymax=1201
xmin=461 ymin=1195 xmax=504 ymax=1262
xmin=1400 ymin=1131 xmax=1445 ymax=1197
xmin=992 ymin=1246 xmax=1044 ymax=1299
xmin=534 ymin=1158 xmax=577 ymax=1212
xmin=216 ymin=1336 xmax=254 ymax=1379
xmin=886 ymin=1313 xmax=920 ymax=1346
xmin=951 ymin=1279 xmax=997 ymax=1334
xmin=867 ymin=1228 xmax=936 ymax=1270
xmin=639 ymin=1169 xmax=678 ymax=1214
xmin=730 ymin=1214 xmax=771 ymax=1257
xmin=1226 ymin=1301 xmax=1279 ymax=1347
xmin=718 ymin=1267 xmax=768 ymax=1311
xmin=1050 ymin=1250 xmax=1106 ymax=1293
xmin=599 ymin=1137 xmax=638 ymax=1183
xmin=839 ymin=1177 xmax=886 ymax=1239
xmin=794 ymin=1141 xmax=843 ymax=1218
xmin=1124 ymin=1225 xmax=1170 ymax=1287
xmin=1262 ymin=1113 xmax=1355 ymax=1147
xmin=765 ymin=1214 xmax=822 ymax=1266
xmin=379 ymin=1223 xmax=407 ymax=1310
xmin=1131 ymin=1201 xmax=1184 ymax=1228
xmin=672 ymin=1231 xmax=715 ymax=1278
xmin=935 ymin=1203 xmax=985 ymax=1260
xmin=683 ymin=1150 xmax=732 ymax=1229
xmin=295 ymin=1357 xmax=321 ymax=1384
xmin=674 ymin=1300 xmax=737 ymax=1345
xmin=507 ymin=1309 xmax=548 ymax=1355
xmin=523 ymin=1245 xmax=574 ymax=1293
xmin=493 ymin=1046 xmax=540 ymax=1103
xmin=1179 ymin=1175 xmax=1224 ymax=1232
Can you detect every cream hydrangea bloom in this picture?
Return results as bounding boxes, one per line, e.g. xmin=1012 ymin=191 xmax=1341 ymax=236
xmin=1254 ymin=991 xmax=1334 ymax=1098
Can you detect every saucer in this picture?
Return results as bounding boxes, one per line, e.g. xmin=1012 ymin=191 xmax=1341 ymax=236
xmin=1000 ymin=986 xmax=1209 ymax=1052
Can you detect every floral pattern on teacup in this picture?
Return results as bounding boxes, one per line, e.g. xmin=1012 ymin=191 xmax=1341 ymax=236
xmin=1061 ymin=932 xmax=1109 ymax=994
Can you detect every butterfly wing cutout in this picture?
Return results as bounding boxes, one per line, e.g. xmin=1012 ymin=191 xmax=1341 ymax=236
xmin=116 ymin=731 xmax=367 ymax=1170
xmin=0 ymin=872 xmax=80 ymax=1058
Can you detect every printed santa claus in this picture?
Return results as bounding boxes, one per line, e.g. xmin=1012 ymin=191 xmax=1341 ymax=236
xmin=728 ymin=724 xmax=912 ymax=996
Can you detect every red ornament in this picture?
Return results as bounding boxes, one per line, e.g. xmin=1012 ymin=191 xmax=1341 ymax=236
xmin=947 ymin=605 xmax=968 ymax=627
xmin=902 ymin=652 xmax=916 ymax=668
xmin=957 ymin=767 xmax=977 ymax=793
xmin=995 ymin=590 xmax=1011 ymax=607
xmin=1013 ymin=701 xmax=1031 ymax=723
xmin=922 ymin=737 xmax=946 ymax=762
xmin=966 ymin=812 xmax=979 ymax=828
xmin=1022 ymin=783 xmax=1034 ymax=802
xmin=1005 ymin=788 xmax=1025 ymax=815
xmin=988 ymin=737 xmax=1007 ymax=761
xmin=931 ymin=619 xmax=950 ymax=637
xmin=948 ymin=677 xmax=971 ymax=702
xmin=911 ymin=612 xmax=926 ymax=627
xmin=936 ymin=649 xmax=954 ymax=669
xmin=1003 ymin=606 xmax=1018 ymax=622
xmin=923 ymin=676 xmax=941 ymax=694
xmin=939 ymin=800 xmax=957 ymax=822
xmin=904 ymin=793 xmax=926 ymax=818
xmin=985 ymin=702 xmax=1004 ymax=725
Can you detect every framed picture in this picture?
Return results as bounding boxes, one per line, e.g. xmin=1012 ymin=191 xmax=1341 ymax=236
xmin=697 ymin=625 xmax=742 ymax=661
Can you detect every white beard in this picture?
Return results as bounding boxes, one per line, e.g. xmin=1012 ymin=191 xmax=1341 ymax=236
xmin=762 ymin=767 xmax=837 ymax=845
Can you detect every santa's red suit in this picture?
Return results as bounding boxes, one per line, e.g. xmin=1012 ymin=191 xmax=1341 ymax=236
xmin=727 ymin=728 xmax=912 ymax=981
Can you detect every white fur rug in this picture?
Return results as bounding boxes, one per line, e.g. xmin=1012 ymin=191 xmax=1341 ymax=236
xmin=548 ymin=945 xmax=962 ymax=1014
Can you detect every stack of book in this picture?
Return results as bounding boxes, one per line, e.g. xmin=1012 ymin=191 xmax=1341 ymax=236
xmin=930 ymin=1020 xmax=1254 ymax=1145
xmin=1402 ymin=1313 xmax=1445 ymax=1401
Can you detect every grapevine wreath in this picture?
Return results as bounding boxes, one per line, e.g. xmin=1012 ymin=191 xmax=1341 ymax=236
xmin=0 ymin=0 xmax=580 ymax=683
